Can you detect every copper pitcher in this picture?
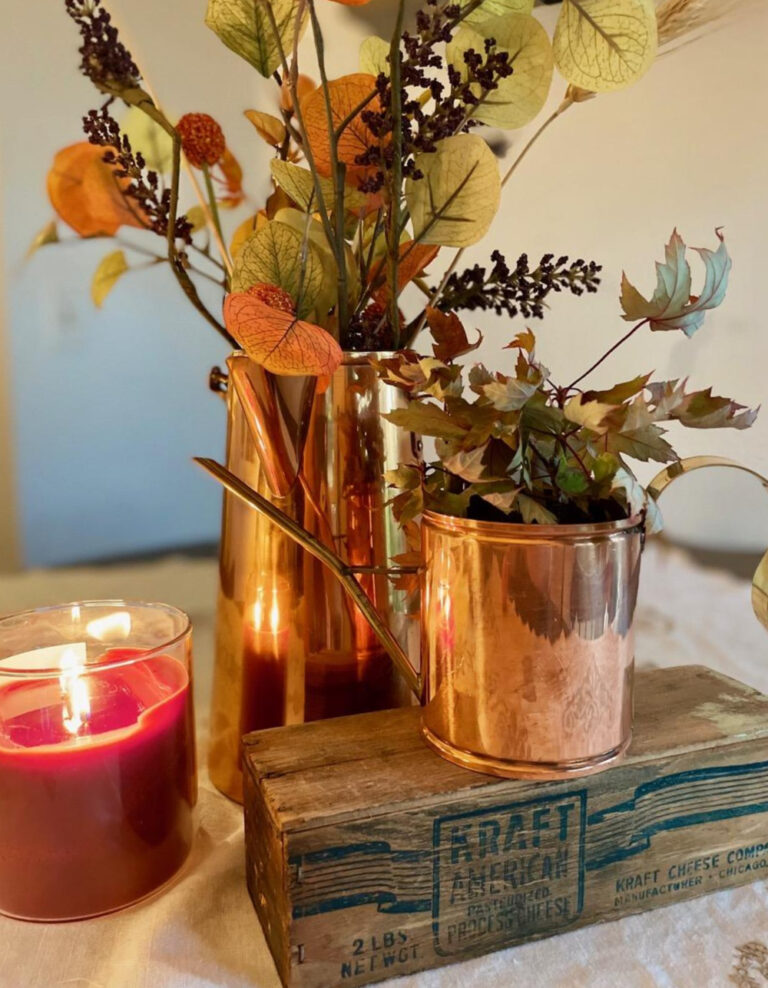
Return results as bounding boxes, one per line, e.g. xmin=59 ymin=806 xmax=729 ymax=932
xmin=208 ymin=353 xmax=420 ymax=802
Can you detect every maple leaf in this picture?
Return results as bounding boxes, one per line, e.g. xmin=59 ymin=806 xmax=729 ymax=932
xmin=563 ymin=395 xmax=623 ymax=435
xmin=620 ymin=229 xmax=731 ymax=336
xmin=223 ymin=290 xmax=342 ymax=376
xmin=426 ymin=307 xmax=482 ymax=363
xmin=385 ymin=403 xmax=468 ymax=440
xmin=647 ymin=380 xmax=758 ymax=430
xmin=582 ymin=373 xmax=651 ymax=404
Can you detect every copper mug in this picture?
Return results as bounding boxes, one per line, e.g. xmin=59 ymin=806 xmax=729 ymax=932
xmin=199 ymin=455 xmax=768 ymax=781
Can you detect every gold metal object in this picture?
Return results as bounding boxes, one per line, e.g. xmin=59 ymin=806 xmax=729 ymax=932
xmin=647 ymin=455 xmax=768 ymax=633
xmin=420 ymin=511 xmax=642 ymax=779
xmin=207 ymin=353 xmax=420 ymax=803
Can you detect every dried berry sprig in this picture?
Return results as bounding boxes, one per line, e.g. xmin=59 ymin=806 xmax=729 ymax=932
xmin=355 ymin=0 xmax=513 ymax=191
xmin=436 ymin=251 xmax=603 ymax=319
xmin=64 ymin=0 xmax=140 ymax=95
xmin=83 ymin=107 xmax=193 ymax=244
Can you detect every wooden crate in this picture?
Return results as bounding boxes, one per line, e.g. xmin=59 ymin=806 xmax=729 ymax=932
xmin=243 ymin=666 xmax=768 ymax=988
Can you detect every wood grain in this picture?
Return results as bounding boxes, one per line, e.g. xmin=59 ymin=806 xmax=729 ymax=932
xmin=244 ymin=666 xmax=768 ymax=988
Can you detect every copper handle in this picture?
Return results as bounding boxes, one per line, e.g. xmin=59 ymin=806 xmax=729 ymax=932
xmin=648 ymin=456 xmax=768 ymax=633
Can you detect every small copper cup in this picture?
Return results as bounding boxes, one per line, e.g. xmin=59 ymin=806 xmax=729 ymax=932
xmin=420 ymin=511 xmax=643 ymax=779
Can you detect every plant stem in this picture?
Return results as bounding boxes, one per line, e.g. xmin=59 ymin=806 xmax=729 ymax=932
xmin=567 ymin=319 xmax=649 ymax=391
xmin=308 ymin=0 xmax=349 ymax=334
xmin=201 ymin=163 xmax=226 ymax=255
xmin=388 ymin=0 xmax=407 ymax=346
xmin=264 ymin=0 xmax=342 ymax=316
xmin=166 ymin=133 xmax=236 ymax=347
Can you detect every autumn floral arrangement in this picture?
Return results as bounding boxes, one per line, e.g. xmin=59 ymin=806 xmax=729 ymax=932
xmin=38 ymin=0 xmax=754 ymax=528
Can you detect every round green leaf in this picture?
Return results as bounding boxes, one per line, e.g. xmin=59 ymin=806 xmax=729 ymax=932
xmin=231 ymin=219 xmax=326 ymax=319
xmin=205 ymin=0 xmax=307 ymax=79
xmin=359 ymin=36 xmax=390 ymax=76
xmin=553 ymin=0 xmax=657 ymax=93
xmin=406 ymin=134 xmax=501 ymax=248
xmin=460 ymin=0 xmax=533 ymax=27
xmin=120 ymin=106 xmax=173 ymax=173
xmin=447 ymin=14 xmax=554 ymax=130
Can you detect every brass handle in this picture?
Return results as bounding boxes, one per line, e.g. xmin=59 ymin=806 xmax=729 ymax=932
xmin=648 ymin=456 xmax=768 ymax=633
xmin=194 ymin=457 xmax=425 ymax=701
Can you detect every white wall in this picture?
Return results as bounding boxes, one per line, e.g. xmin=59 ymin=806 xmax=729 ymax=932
xmin=0 ymin=1 xmax=766 ymax=564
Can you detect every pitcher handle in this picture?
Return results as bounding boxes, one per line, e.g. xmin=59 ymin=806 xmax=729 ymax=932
xmin=647 ymin=456 xmax=768 ymax=633
xmin=194 ymin=457 xmax=426 ymax=702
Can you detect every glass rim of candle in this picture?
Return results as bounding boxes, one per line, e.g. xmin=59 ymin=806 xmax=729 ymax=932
xmin=0 ymin=600 xmax=192 ymax=680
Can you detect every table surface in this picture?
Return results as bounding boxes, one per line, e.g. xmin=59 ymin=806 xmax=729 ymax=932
xmin=1 ymin=543 xmax=767 ymax=988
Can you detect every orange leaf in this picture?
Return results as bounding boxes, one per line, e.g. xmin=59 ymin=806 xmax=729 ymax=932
xmin=369 ymin=242 xmax=439 ymax=304
xmin=47 ymin=143 xmax=145 ymax=237
xmin=302 ymin=73 xmax=383 ymax=184
xmin=229 ymin=212 xmax=267 ymax=258
xmin=244 ymin=109 xmax=287 ymax=147
xmin=216 ymin=148 xmax=244 ymax=208
xmin=224 ymin=291 xmax=343 ymax=377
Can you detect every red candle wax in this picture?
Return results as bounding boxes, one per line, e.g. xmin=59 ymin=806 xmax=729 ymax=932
xmin=241 ymin=593 xmax=289 ymax=733
xmin=0 ymin=648 xmax=196 ymax=921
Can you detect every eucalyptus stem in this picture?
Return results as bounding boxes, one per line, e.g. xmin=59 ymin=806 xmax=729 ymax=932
xmin=388 ymin=0 xmax=407 ymax=346
xmin=201 ymin=162 xmax=226 ymax=253
xmin=308 ymin=0 xmax=349 ymax=334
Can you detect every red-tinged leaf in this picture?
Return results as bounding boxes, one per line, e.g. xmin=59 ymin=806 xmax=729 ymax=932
xmin=505 ymin=329 xmax=536 ymax=353
xmin=369 ymin=243 xmax=439 ymax=303
xmin=583 ymin=373 xmax=652 ymax=404
xmin=224 ymin=291 xmax=342 ymax=377
xmin=620 ymin=229 xmax=732 ymax=337
xmin=426 ymin=306 xmax=481 ymax=362
xmin=648 ymin=380 xmax=758 ymax=430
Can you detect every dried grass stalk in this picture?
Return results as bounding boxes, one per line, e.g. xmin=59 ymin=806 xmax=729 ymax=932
xmin=656 ymin=0 xmax=753 ymax=47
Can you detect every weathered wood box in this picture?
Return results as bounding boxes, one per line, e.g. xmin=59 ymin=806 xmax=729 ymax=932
xmin=243 ymin=666 xmax=768 ymax=988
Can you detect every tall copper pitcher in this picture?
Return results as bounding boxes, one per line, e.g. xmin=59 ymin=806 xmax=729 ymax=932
xmin=420 ymin=511 xmax=643 ymax=779
xmin=208 ymin=353 xmax=419 ymax=801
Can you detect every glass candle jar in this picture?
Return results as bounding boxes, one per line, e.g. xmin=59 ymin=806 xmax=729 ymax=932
xmin=0 ymin=601 xmax=197 ymax=921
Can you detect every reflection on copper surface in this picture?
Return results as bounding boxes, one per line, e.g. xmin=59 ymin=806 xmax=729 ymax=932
xmin=209 ymin=354 xmax=420 ymax=802
xmin=421 ymin=511 xmax=642 ymax=780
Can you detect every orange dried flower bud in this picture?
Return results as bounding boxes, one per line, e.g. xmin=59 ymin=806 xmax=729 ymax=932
xmin=245 ymin=283 xmax=296 ymax=315
xmin=176 ymin=113 xmax=226 ymax=168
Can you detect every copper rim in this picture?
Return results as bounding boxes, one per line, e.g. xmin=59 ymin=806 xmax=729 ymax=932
xmin=422 ymin=509 xmax=645 ymax=540
xmin=421 ymin=724 xmax=632 ymax=780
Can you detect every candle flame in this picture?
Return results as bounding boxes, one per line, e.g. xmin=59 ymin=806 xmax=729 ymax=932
xmin=252 ymin=587 xmax=283 ymax=636
xmin=59 ymin=648 xmax=91 ymax=737
xmin=270 ymin=587 xmax=281 ymax=636
xmin=253 ymin=593 xmax=264 ymax=632
xmin=86 ymin=611 xmax=132 ymax=642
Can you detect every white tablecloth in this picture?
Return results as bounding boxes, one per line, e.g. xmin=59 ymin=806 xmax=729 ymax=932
xmin=0 ymin=544 xmax=766 ymax=988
